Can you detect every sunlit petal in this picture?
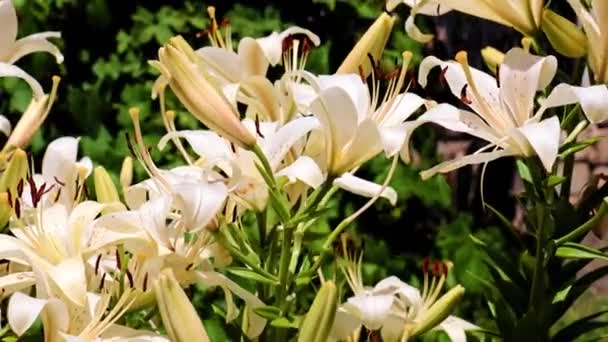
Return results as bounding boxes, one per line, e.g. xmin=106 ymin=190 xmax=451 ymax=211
xmin=276 ymin=156 xmax=325 ymax=188
xmin=334 ymin=173 xmax=397 ymax=205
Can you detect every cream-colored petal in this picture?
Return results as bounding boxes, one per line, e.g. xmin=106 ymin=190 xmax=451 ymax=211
xmin=0 ymin=272 xmax=35 ymax=296
xmin=317 ymin=74 xmax=370 ymax=121
xmin=42 ymin=136 xmax=79 ymax=184
xmin=238 ymin=75 xmax=282 ymax=121
xmin=0 ymin=62 xmax=44 ymax=99
xmin=0 ymin=114 xmax=10 ymax=136
xmin=158 ymin=130 xmax=233 ymax=164
xmin=374 ymin=276 xmax=422 ymax=306
xmin=418 ymin=56 xmax=501 ymax=118
xmin=420 ymin=149 xmax=514 ymax=180
xmin=172 ymin=180 xmax=227 ymax=232
xmin=379 ymin=125 xmax=409 ymax=157
xmin=537 ymin=84 xmax=608 ymax=124
xmin=238 ymin=37 xmax=269 ymax=77
xmin=47 ymin=256 xmax=87 ymax=307
xmin=377 ymin=92 xmax=426 ymax=127
xmin=8 ymin=292 xmax=48 ymax=336
xmin=516 ymin=116 xmax=561 ymax=171
xmin=256 ymin=26 xmax=320 ymax=66
xmin=0 ymin=0 xmax=17 ymax=57
xmin=276 ymin=156 xmax=325 ymax=188
xmin=262 ymin=116 xmax=321 ymax=169
xmin=7 ymin=32 xmax=63 ymax=64
xmin=344 ymin=294 xmax=394 ymax=330
xmin=334 ymin=174 xmax=397 ymax=205
xmin=197 ymin=47 xmax=243 ymax=83
xmin=437 ymin=316 xmax=479 ymax=342
xmin=335 ymin=119 xmax=383 ymax=174
xmin=330 ymin=306 xmax=363 ymax=340
xmin=499 ymin=48 xmax=557 ymax=125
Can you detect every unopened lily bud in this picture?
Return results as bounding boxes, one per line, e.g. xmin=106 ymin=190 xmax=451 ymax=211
xmin=298 ymin=281 xmax=338 ymax=342
xmin=411 ymin=285 xmax=465 ymax=337
xmin=120 ymin=156 xmax=133 ymax=189
xmin=94 ymin=166 xmax=120 ymax=205
xmin=5 ymin=76 xmax=60 ymax=149
xmin=336 ymin=12 xmax=395 ymax=78
xmin=154 ymin=268 xmax=210 ymax=342
xmin=481 ymin=47 xmax=504 ymax=74
xmin=0 ymin=149 xmax=28 ymax=194
xmin=541 ymin=9 xmax=587 ymax=58
xmin=154 ymin=36 xmax=256 ymax=149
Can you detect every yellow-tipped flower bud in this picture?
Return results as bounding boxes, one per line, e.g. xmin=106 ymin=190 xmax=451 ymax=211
xmin=5 ymin=76 xmax=60 ymax=149
xmin=120 ymin=156 xmax=133 ymax=190
xmin=298 ymin=280 xmax=338 ymax=342
xmin=154 ymin=36 xmax=256 ymax=149
xmin=154 ymin=268 xmax=210 ymax=342
xmin=0 ymin=149 xmax=28 ymax=194
xmin=481 ymin=47 xmax=505 ymax=75
xmin=411 ymin=285 xmax=465 ymax=337
xmin=94 ymin=166 xmax=120 ymax=206
xmin=541 ymin=9 xmax=587 ymax=58
xmin=336 ymin=12 xmax=395 ymax=78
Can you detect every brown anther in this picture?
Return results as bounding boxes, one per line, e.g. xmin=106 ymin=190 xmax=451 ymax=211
xmin=126 ymin=270 xmax=134 ymax=288
xmin=125 ymin=132 xmax=137 ymax=158
xmin=28 ymin=176 xmax=37 ymax=207
xmin=94 ymin=254 xmax=102 ymax=275
xmin=53 ymin=176 xmax=66 ymax=187
xmin=143 ymin=273 xmax=149 ymax=292
xmin=255 ymin=115 xmax=264 ymax=138
xmin=442 ymin=262 xmax=449 ymax=276
xmin=358 ymin=65 xmax=366 ymax=82
xmin=495 ymin=65 xmax=501 ymax=87
xmin=367 ymin=53 xmax=377 ymax=71
xmin=186 ymin=263 xmax=195 ymax=271
xmin=460 ymin=84 xmax=473 ymax=105
xmin=115 ymin=249 xmax=122 ymax=270
xmin=432 ymin=260 xmax=441 ymax=276
xmin=422 ymin=257 xmax=430 ymax=274
xmin=6 ymin=191 xmax=12 ymax=208
xmin=230 ymin=142 xmax=236 ymax=153
xmin=13 ymin=199 xmax=20 ymax=219
xmin=53 ymin=188 xmax=62 ymax=203
xmin=16 ymin=179 xmax=24 ymax=196
xmin=439 ymin=66 xmax=449 ymax=87
xmin=382 ymin=67 xmax=401 ymax=81
xmin=98 ymin=273 xmax=106 ymax=291
xmin=219 ymin=18 xmax=230 ymax=27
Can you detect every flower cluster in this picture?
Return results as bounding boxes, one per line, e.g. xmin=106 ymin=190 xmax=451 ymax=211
xmin=2 ymin=0 xmax=608 ymax=341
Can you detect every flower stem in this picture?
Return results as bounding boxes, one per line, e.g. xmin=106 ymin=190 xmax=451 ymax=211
xmin=555 ymin=199 xmax=608 ymax=246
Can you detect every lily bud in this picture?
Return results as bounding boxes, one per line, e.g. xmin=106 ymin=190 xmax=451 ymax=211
xmin=541 ymin=9 xmax=587 ymax=58
xmin=120 ymin=156 xmax=133 ymax=189
xmin=411 ymin=285 xmax=465 ymax=337
xmin=154 ymin=36 xmax=256 ymax=149
xmin=298 ymin=281 xmax=338 ymax=342
xmin=5 ymin=76 xmax=60 ymax=149
xmin=480 ymin=47 xmax=504 ymax=75
xmin=94 ymin=166 xmax=122 ymax=214
xmin=0 ymin=149 xmax=28 ymax=194
xmin=154 ymin=268 xmax=210 ymax=342
xmin=336 ymin=12 xmax=395 ymax=78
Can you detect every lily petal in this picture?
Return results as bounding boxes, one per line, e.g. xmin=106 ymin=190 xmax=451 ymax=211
xmin=0 ymin=271 xmax=35 ymax=296
xmin=0 ymin=62 xmax=44 ymax=99
xmin=330 ymin=306 xmax=363 ymax=340
xmin=335 ymin=119 xmax=383 ymax=174
xmin=47 ymin=256 xmax=87 ymax=307
xmin=8 ymin=292 xmax=48 ymax=336
xmin=0 ymin=0 xmax=17 ymax=57
xmin=334 ymin=174 xmax=398 ymax=205
xmin=374 ymin=276 xmax=422 ymax=306
xmin=238 ymin=37 xmax=269 ymax=77
xmin=0 ymin=114 xmax=10 ymax=136
xmin=7 ymin=32 xmax=63 ymax=64
xmin=344 ymin=294 xmax=394 ymax=330
xmin=516 ymin=116 xmax=561 ymax=171
xmin=262 ymin=116 xmax=321 ymax=169
xmin=197 ymin=47 xmax=243 ymax=83
xmin=420 ymin=149 xmax=514 ymax=180
xmin=276 ymin=156 xmax=325 ymax=188
xmin=256 ymin=26 xmax=320 ymax=66
xmin=158 ymin=130 xmax=233 ymax=165
xmin=172 ymin=180 xmax=228 ymax=232
xmin=538 ymin=84 xmax=608 ymax=123
xmin=437 ymin=316 xmax=479 ymax=342
xmin=499 ymin=48 xmax=557 ymax=126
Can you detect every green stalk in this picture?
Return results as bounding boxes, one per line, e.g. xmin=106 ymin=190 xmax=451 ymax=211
xmin=555 ymin=199 xmax=608 ymax=245
xmin=277 ymin=225 xmax=294 ymax=311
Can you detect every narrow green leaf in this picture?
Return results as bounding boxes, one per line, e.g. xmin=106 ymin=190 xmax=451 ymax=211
xmin=552 ymin=310 xmax=608 ymax=342
xmin=546 ymin=175 xmax=566 ymax=187
xmin=556 ymin=242 xmax=608 ymax=262
xmin=226 ymin=267 xmax=279 ymax=285
xmin=516 ymin=160 xmax=533 ymax=184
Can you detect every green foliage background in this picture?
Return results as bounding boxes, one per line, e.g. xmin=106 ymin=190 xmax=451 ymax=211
xmin=4 ymin=0 xmax=601 ymax=340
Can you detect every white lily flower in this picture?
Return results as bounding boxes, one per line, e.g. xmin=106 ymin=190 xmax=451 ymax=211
xmin=406 ymin=48 xmax=608 ymax=180
xmin=0 ymin=114 xmax=10 ymax=136
xmin=92 ymin=195 xmax=267 ymax=339
xmin=8 ymin=289 xmax=169 ymax=342
xmin=332 ymin=254 xmax=476 ymax=342
xmin=0 ymin=0 xmax=63 ymax=97
xmin=568 ymin=0 xmax=608 ymax=84
xmin=157 ymin=116 xmax=324 ymax=211
xmin=387 ymin=0 xmax=543 ymax=43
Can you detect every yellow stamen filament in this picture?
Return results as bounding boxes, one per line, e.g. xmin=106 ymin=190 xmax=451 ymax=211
xmin=206 ymin=7 xmax=226 ymax=49
xmin=80 ymin=289 xmax=136 ymax=339
xmin=156 ymin=84 xmax=193 ymax=164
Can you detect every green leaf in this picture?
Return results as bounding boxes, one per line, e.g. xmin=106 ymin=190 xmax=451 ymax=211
xmin=552 ymin=310 xmax=608 ymax=342
xmin=253 ymin=306 xmax=283 ymax=320
xmin=516 ymin=160 xmax=533 ymax=184
xmin=559 ymin=137 xmax=602 ymax=158
xmin=546 ymin=175 xmax=566 ymax=187
xmin=270 ymin=317 xmax=299 ymax=329
xmin=556 ymin=242 xmax=608 ymax=262
xmin=226 ymin=267 xmax=279 ymax=286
